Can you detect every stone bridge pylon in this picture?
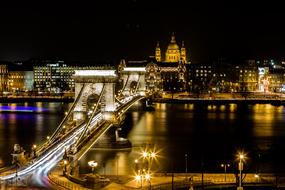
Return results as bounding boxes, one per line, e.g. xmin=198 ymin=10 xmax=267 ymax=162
xmin=72 ymin=70 xmax=117 ymax=121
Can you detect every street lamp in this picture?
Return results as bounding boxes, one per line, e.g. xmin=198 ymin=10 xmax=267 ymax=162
xmin=63 ymin=159 xmax=68 ymax=175
xmin=254 ymin=173 xmax=260 ymax=183
xmin=135 ymin=171 xmax=152 ymax=189
xmin=32 ymin=144 xmax=37 ymax=158
xmin=134 ymin=159 xmax=139 ymax=172
xmin=185 ymin=154 xmax=188 ymax=173
xmin=237 ymin=153 xmax=245 ymax=190
xmin=141 ymin=150 xmax=157 ymax=172
xmin=135 ymin=173 xmax=143 ymax=189
xmin=145 ymin=173 xmax=152 ymax=189
xmin=88 ymin=160 xmax=98 ymax=175
xmin=221 ymin=163 xmax=230 ymax=182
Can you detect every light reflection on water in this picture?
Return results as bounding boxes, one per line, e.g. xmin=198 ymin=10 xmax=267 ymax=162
xmin=0 ymin=102 xmax=285 ymax=175
xmin=0 ymin=102 xmax=67 ymax=167
xmin=79 ymin=102 xmax=285 ymax=175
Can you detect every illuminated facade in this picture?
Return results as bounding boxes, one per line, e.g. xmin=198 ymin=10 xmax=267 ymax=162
xmin=258 ymin=67 xmax=269 ymax=92
xmin=237 ymin=60 xmax=258 ymax=92
xmin=155 ymin=33 xmax=187 ymax=63
xmin=34 ymin=61 xmax=74 ymax=92
xmin=8 ymin=71 xmax=34 ymax=92
xmin=118 ymin=57 xmax=187 ymax=93
xmin=256 ymin=59 xmax=285 ymax=92
xmin=0 ymin=64 xmax=8 ymax=92
xmin=33 ymin=60 xmax=107 ymax=93
xmin=187 ymin=60 xmax=259 ymax=93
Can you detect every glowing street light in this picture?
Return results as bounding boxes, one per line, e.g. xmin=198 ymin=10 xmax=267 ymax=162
xmin=135 ymin=172 xmax=152 ymax=189
xmin=143 ymin=151 xmax=148 ymax=158
xmin=145 ymin=173 xmax=152 ymax=189
xmin=237 ymin=152 xmax=246 ymax=190
xmin=63 ymin=159 xmax=68 ymax=175
xmin=221 ymin=163 xmax=230 ymax=182
xmin=31 ymin=144 xmax=37 ymax=158
xmin=88 ymin=160 xmax=98 ymax=175
xmin=141 ymin=150 xmax=157 ymax=171
xmin=135 ymin=173 xmax=143 ymax=189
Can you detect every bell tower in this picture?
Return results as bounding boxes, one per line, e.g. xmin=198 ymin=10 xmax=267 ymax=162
xmin=155 ymin=42 xmax=161 ymax=62
xmin=180 ymin=41 xmax=187 ymax=62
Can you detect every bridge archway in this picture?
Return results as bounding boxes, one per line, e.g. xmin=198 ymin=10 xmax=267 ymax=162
xmin=118 ymin=67 xmax=146 ymax=96
xmin=72 ymin=70 xmax=117 ymax=121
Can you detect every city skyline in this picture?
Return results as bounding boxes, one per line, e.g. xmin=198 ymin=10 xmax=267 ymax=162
xmin=1 ymin=1 xmax=285 ymax=63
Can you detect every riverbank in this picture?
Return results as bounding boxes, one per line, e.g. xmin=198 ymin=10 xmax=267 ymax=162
xmin=153 ymin=98 xmax=285 ymax=105
xmin=0 ymin=96 xmax=74 ymax=103
xmin=1 ymin=96 xmax=285 ymax=105
xmin=48 ymin=169 xmax=280 ymax=190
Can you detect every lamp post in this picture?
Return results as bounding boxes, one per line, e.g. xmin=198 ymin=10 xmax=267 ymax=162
xmin=116 ymin=155 xmax=119 ymax=178
xmin=15 ymin=160 xmax=19 ymax=185
xmin=221 ymin=163 xmax=230 ymax=182
xmin=32 ymin=144 xmax=37 ymax=158
xmin=142 ymin=150 xmax=156 ymax=172
xmin=145 ymin=173 xmax=151 ymax=190
xmin=63 ymin=159 xmax=68 ymax=174
xmin=237 ymin=153 xmax=245 ymax=190
xmin=185 ymin=153 xmax=188 ymax=173
xmin=135 ymin=172 xmax=143 ymax=189
xmin=88 ymin=160 xmax=98 ymax=175
xmin=135 ymin=159 xmax=139 ymax=172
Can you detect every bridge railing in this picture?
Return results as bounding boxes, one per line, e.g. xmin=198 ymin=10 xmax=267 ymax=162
xmin=23 ymin=120 xmax=86 ymax=170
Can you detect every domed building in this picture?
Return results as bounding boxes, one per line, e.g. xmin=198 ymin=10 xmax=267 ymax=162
xmin=155 ymin=32 xmax=187 ymax=63
xmin=153 ymin=33 xmax=188 ymax=92
xmin=117 ymin=33 xmax=189 ymax=95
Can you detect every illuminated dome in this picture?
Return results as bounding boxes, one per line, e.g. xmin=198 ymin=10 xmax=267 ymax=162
xmin=165 ymin=33 xmax=181 ymax=62
xmin=167 ymin=33 xmax=179 ymax=50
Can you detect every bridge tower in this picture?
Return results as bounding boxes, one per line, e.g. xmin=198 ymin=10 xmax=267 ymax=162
xmin=72 ymin=70 xmax=117 ymax=121
xmin=118 ymin=66 xmax=146 ymax=96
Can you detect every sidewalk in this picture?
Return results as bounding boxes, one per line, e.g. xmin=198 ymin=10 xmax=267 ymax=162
xmin=48 ymin=170 xmax=276 ymax=190
xmin=48 ymin=166 xmax=89 ymax=190
xmin=102 ymin=175 xmax=190 ymax=190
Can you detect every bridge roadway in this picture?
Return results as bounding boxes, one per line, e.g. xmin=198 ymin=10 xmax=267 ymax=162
xmin=0 ymin=94 xmax=144 ymax=188
xmin=73 ymin=95 xmax=145 ymax=161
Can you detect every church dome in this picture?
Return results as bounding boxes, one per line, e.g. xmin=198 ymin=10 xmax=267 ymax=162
xmin=167 ymin=33 xmax=179 ymax=50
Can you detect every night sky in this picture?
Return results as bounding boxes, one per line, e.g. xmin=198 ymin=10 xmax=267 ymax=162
xmin=1 ymin=1 xmax=285 ymax=63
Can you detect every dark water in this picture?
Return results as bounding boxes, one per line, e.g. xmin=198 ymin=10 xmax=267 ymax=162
xmin=0 ymin=102 xmax=68 ymax=167
xmin=79 ymin=102 xmax=285 ymax=175
xmin=1 ymin=102 xmax=285 ymax=177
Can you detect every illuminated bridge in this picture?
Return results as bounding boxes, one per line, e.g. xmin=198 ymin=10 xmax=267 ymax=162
xmin=0 ymin=66 xmax=159 ymax=187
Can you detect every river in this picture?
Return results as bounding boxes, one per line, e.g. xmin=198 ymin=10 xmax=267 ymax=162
xmin=0 ymin=101 xmax=285 ymax=176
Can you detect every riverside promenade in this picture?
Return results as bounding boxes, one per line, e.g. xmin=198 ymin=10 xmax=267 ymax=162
xmin=1 ymin=91 xmax=285 ymax=103
xmin=47 ymin=164 xmax=278 ymax=190
xmin=0 ymin=95 xmax=74 ymax=103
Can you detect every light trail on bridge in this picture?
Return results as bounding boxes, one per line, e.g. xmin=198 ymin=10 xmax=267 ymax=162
xmin=0 ymin=113 xmax=102 ymax=182
xmin=0 ymin=94 xmax=143 ymax=188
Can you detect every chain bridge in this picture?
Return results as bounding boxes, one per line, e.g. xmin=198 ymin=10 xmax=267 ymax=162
xmin=0 ymin=66 xmax=159 ymax=185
